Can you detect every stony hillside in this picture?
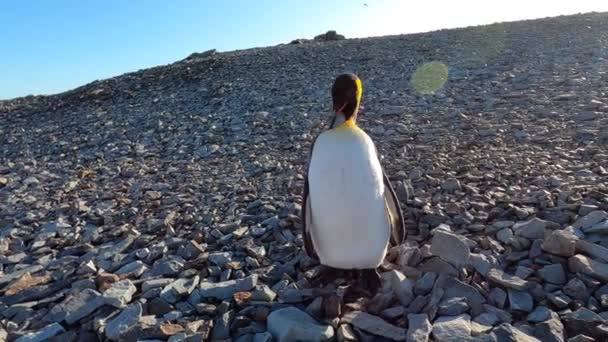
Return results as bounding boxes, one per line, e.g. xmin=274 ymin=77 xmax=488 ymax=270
xmin=1 ymin=12 xmax=608 ymax=342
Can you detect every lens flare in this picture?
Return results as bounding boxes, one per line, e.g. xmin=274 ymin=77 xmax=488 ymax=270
xmin=411 ymin=61 xmax=449 ymax=95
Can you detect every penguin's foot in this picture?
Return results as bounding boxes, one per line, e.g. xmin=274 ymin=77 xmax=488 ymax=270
xmin=310 ymin=265 xmax=350 ymax=287
xmin=356 ymin=269 xmax=382 ymax=296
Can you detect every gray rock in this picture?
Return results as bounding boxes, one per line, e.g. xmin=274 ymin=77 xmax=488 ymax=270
xmin=490 ymin=287 xmax=507 ymax=309
xmin=45 ymin=288 xmax=104 ymax=324
xmin=533 ymin=312 xmax=565 ymax=342
xmin=151 ymin=259 xmax=184 ymax=277
xmin=470 ymin=253 xmax=493 ymax=276
xmin=527 ymin=306 xmax=552 ymax=323
xmin=575 ymin=240 xmax=608 ymax=263
xmin=574 ymin=210 xmax=608 ymax=231
xmin=115 ymin=260 xmax=148 ymax=277
xmin=563 ymin=278 xmax=589 ymax=301
xmin=487 ymin=268 xmax=529 ymax=290
xmin=415 ymin=272 xmax=437 ymax=295
xmin=542 ymin=230 xmax=578 ymax=257
xmin=342 ymin=311 xmax=406 ymax=341
xmin=102 ymin=279 xmax=137 ymax=308
xmin=508 ymin=289 xmax=534 ymax=313
xmin=431 ymin=314 xmax=471 ymax=342
xmin=497 ymin=228 xmax=515 ymax=244
xmin=438 ymin=297 xmax=470 ymax=316
xmin=142 ymin=278 xmax=174 ymax=292
xmin=105 ymin=302 xmax=142 ymax=341
xmin=442 ymin=178 xmax=462 ymax=192
xmin=443 ymin=277 xmax=486 ymax=313
xmin=493 ymin=323 xmax=541 ymax=341
xmin=212 ymin=309 xmax=234 ymax=340
xmin=208 ymin=252 xmax=233 ymax=267
xmin=562 ymin=308 xmax=604 ymax=335
xmin=195 ymin=274 xmax=257 ymax=300
xmin=474 ymin=312 xmax=500 ymax=326
xmin=253 ymin=332 xmax=273 ymax=342
xmin=537 ymin=264 xmax=566 ymax=284
xmin=567 ymin=335 xmax=595 ymax=342
xmin=430 ymin=230 xmax=470 ymax=267
xmin=513 ymin=218 xmax=548 ymax=240
xmin=160 ymin=276 xmax=199 ymax=304
xmin=251 ymin=285 xmax=277 ymax=302
xmin=407 ymin=313 xmax=432 ymax=342
xmin=267 ymin=307 xmax=334 ymax=342
xmin=569 ymin=254 xmax=608 ymax=282
xmin=15 ymin=323 xmax=65 ymax=342
xmin=515 ymin=266 xmax=535 ymax=279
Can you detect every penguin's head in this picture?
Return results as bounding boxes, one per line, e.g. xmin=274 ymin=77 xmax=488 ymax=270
xmin=331 ymin=73 xmax=363 ymax=124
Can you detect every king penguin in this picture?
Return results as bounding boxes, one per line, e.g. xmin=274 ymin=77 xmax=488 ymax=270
xmin=302 ymin=73 xmax=405 ymax=293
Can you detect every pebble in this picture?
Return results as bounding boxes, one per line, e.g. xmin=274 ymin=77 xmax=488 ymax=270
xmin=105 ymin=302 xmax=143 ymax=341
xmin=431 ymin=314 xmax=471 ymax=341
xmin=15 ymin=323 xmax=65 ymax=342
xmin=406 ymin=313 xmax=432 ymax=342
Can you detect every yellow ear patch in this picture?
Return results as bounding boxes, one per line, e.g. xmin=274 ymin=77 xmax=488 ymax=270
xmin=355 ymin=78 xmax=363 ymax=105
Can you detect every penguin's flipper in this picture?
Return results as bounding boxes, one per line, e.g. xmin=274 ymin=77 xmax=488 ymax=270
xmin=302 ymin=178 xmax=319 ymax=260
xmin=383 ymin=169 xmax=406 ymax=247
xmin=302 ymin=136 xmax=319 ymax=261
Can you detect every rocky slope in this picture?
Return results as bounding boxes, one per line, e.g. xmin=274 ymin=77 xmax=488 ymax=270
xmin=1 ymin=11 xmax=608 ymax=342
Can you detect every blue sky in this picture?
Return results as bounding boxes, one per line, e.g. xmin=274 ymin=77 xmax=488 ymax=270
xmin=1 ymin=0 xmax=607 ymax=99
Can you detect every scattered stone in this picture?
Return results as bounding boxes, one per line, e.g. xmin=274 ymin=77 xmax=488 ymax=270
xmin=105 ymin=302 xmax=143 ymax=341
xmin=196 ymin=274 xmax=257 ymax=300
xmin=568 ymin=254 xmax=608 ymax=281
xmin=508 ymin=289 xmax=534 ymax=313
xmin=528 ymin=306 xmax=552 ymax=323
xmin=431 ymin=314 xmax=471 ymax=341
xmin=538 ymin=264 xmax=567 ymax=284
xmin=102 ymin=279 xmax=137 ymax=308
xmin=542 ymin=230 xmax=578 ymax=257
xmin=533 ymin=312 xmax=565 ymax=342
xmin=267 ymin=307 xmax=334 ymax=342
xmin=407 ymin=313 xmax=432 ymax=342
xmin=342 ymin=311 xmax=406 ymax=341
xmin=513 ymin=218 xmax=548 ymax=240
xmin=15 ymin=323 xmax=65 ymax=342
xmin=430 ymin=230 xmax=470 ymax=267
xmin=487 ymin=268 xmax=529 ymax=290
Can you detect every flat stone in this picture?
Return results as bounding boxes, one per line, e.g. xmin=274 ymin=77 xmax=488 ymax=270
xmin=568 ymin=254 xmax=608 ymax=281
xmin=487 ymin=268 xmax=529 ymax=290
xmin=567 ymin=334 xmax=595 ymax=342
xmin=562 ymin=308 xmax=604 ymax=336
xmin=508 ymin=289 xmax=534 ymax=313
xmin=515 ymin=266 xmax=535 ymax=279
xmin=342 ymin=311 xmax=406 ymax=341
xmin=406 ymin=313 xmax=432 ymax=342
xmin=537 ymin=264 xmax=566 ymax=284
xmin=527 ymin=306 xmax=552 ymax=323
xmin=576 ymin=240 xmax=608 ymax=263
xmin=105 ymin=302 xmax=143 ymax=341
xmin=493 ymin=323 xmax=541 ymax=342
xmin=513 ymin=218 xmax=548 ymax=240
xmin=490 ymin=287 xmax=507 ymax=309
xmin=251 ymin=285 xmax=277 ymax=302
xmin=431 ymin=314 xmax=471 ymax=341
xmin=267 ymin=307 xmax=334 ymax=342
xmin=115 ymin=260 xmax=148 ymax=277
xmin=533 ymin=312 xmax=565 ymax=342
xmin=443 ymin=277 xmax=486 ymax=313
xmin=102 ymin=279 xmax=137 ymax=308
xmin=194 ymin=274 xmax=257 ymax=301
xmin=430 ymin=230 xmax=470 ymax=267
xmin=563 ymin=278 xmax=589 ymax=301
xmin=415 ymin=272 xmax=437 ymax=295
xmin=160 ymin=276 xmax=199 ymax=304
xmin=253 ymin=332 xmax=273 ymax=342
xmin=574 ymin=210 xmax=608 ymax=231
xmin=542 ymin=230 xmax=578 ymax=257
xmin=15 ymin=323 xmax=65 ymax=342
xmin=469 ymin=253 xmax=493 ymax=276
xmin=438 ymin=297 xmax=469 ymax=316
xmin=44 ymin=288 xmax=104 ymax=324
xmin=142 ymin=278 xmax=174 ymax=292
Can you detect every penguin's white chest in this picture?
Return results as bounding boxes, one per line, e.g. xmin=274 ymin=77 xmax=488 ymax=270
xmin=308 ymin=126 xmax=390 ymax=269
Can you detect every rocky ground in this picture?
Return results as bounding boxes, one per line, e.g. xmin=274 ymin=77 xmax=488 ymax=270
xmin=1 ymin=11 xmax=608 ymax=342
